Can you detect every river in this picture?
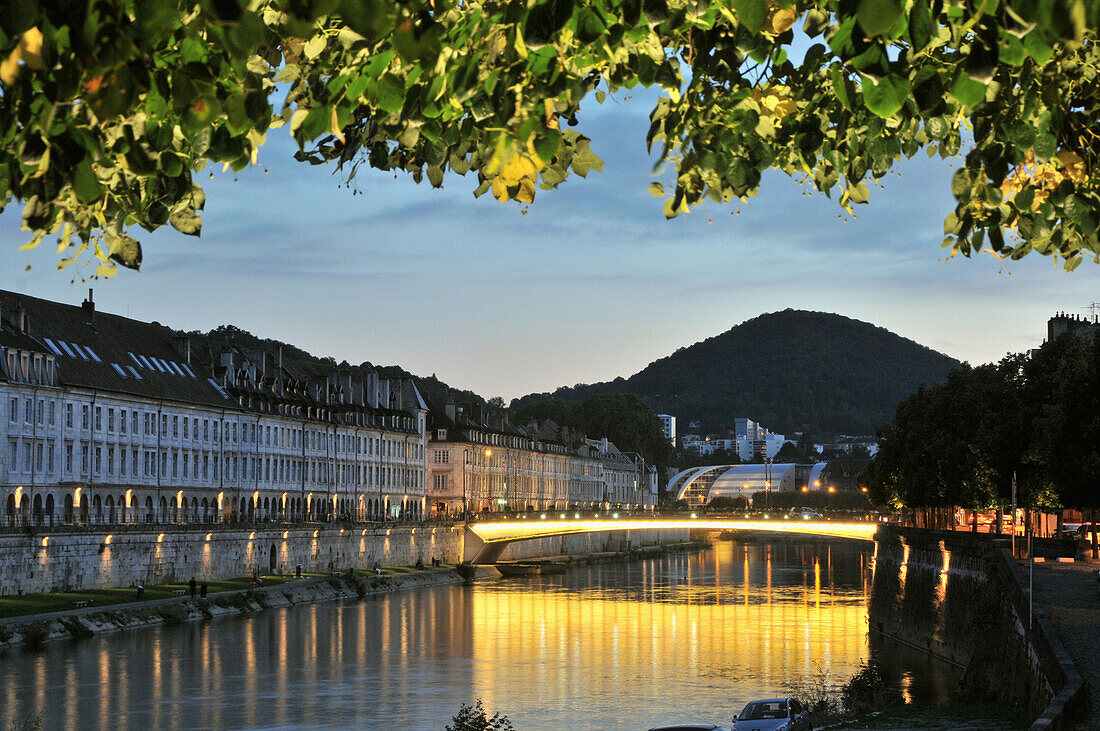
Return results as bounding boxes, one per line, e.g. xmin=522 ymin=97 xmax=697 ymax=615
xmin=0 ymin=540 xmax=955 ymax=730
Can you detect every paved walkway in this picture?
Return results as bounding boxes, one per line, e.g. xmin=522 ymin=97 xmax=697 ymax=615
xmin=1031 ymin=560 xmax=1100 ymax=729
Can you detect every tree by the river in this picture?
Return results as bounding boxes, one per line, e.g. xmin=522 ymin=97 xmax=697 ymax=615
xmin=1 ymin=0 xmax=1099 ymax=276
xmin=865 ymin=333 xmax=1100 ymax=511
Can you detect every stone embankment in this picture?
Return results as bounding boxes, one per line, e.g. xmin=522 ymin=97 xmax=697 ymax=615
xmin=0 ymin=565 xmax=501 ymax=652
xmin=871 ymin=527 xmax=1087 ymax=730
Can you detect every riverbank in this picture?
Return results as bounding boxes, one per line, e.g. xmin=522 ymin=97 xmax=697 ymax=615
xmin=0 ymin=540 xmax=706 ymax=651
xmin=0 ymin=564 xmax=501 ymax=652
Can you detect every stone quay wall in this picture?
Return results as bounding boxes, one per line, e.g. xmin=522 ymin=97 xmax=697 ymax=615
xmin=871 ymin=526 xmax=1085 ymax=729
xmin=0 ymin=524 xmax=690 ymax=595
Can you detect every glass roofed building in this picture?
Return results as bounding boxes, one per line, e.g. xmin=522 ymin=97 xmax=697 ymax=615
xmin=670 ymin=463 xmax=827 ymax=507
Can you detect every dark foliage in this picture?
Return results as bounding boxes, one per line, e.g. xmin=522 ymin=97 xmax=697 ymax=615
xmin=446 ymin=699 xmax=514 ymax=731
xmin=510 ymin=310 xmax=957 ymax=437
xmin=867 ymin=333 xmax=1100 ymax=510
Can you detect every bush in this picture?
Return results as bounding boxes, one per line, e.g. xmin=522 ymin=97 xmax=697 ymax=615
xmin=0 ymin=625 xmax=13 ymax=643
xmin=842 ymin=662 xmax=899 ymax=715
xmin=61 ymin=617 xmax=94 ymax=640
xmin=446 ymin=700 xmax=514 ymax=731
xmin=21 ymin=621 xmax=51 ymax=648
xmin=156 ymin=604 xmax=189 ymax=626
xmin=455 ymin=562 xmax=477 ymax=581
xmin=9 ymin=715 xmax=42 ymax=731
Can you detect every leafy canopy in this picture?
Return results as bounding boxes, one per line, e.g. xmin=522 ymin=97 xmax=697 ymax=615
xmin=1 ymin=0 xmax=1099 ymax=276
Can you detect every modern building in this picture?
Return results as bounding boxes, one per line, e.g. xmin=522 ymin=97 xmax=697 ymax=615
xmin=425 ymin=403 xmax=656 ymax=515
xmin=668 ymin=462 xmax=828 ymax=507
xmin=658 ymin=414 xmax=676 ymax=445
xmin=1 ymin=289 xmax=428 ymax=528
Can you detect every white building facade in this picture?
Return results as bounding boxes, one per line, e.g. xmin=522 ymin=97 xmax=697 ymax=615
xmin=1 ymin=290 xmax=428 ymax=528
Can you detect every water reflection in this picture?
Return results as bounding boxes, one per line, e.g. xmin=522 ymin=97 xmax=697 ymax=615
xmin=0 ymin=541 xmax=943 ymax=730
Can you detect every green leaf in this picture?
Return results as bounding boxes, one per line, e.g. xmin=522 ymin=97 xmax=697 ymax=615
xmin=733 ymin=0 xmax=768 ymax=34
xmin=998 ymin=33 xmax=1025 ymax=65
xmin=72 ymin=158 xmax=104 ymax=203
xmin=375 ymin=74 xmax=406 ymax=113
xmin=849 ymin=181 xmax=870 ymax=203
xmin=303 ymin=35 xmax=327 ymax=60
xmin=168 ymin=208 xmax=202 ymax=236
xmin=1022 ymin=31 xmax=1054 ymax=64
xmin=861 ymin=74 xmax=910 ymax=117
xmin=907 ymin=1 xmax=932 ymax=50
xmin=534 ymin=131 xmax=561 ymax=165
xmin=949 ymin=74 xmax=987 ymax=107
xmin=648 ymin=182 xmax=665 ymax=196
xmin=857 ymin=0 xmax=903 ymax=37
xmin=107 ymin=234 xmax=142 ymax=269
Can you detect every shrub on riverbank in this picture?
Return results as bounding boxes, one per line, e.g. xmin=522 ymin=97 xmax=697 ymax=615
xmin=446 ymin=699 xmax=513 ymax=731
xmin=455 ymin=562 xmax=477 ymax=581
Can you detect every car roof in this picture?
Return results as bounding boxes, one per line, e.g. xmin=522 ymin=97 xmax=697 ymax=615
xmin=746 ymin=697 xmax=791 ymax=703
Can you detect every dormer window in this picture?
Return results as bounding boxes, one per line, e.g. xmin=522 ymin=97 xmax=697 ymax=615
xmin=437 ymin=429 xmax=447 ymax=440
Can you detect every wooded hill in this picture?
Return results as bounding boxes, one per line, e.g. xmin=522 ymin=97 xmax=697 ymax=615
xmin=510 ymin=310 xmax=960 ymax=438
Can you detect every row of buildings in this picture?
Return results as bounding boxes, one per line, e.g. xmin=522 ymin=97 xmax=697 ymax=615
xmin=1 ymin=290 xmax=655 ymax=529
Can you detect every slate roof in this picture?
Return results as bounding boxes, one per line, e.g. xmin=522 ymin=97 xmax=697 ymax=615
xmin=0 ymin=289 xmax=239 ymax=410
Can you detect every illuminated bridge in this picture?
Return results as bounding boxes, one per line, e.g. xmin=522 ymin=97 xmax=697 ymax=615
xmin=465 ymin=517 xmax=879 ymax=564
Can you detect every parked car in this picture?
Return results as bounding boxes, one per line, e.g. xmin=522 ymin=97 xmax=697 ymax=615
xmin=648 ymin=725 xmax=727 ymax=731
xmin=732 ymin=697 xmax=812 ymax=731
xmin=788 ymin=507 xmax=820 ymax=521
xmin=1062 ymin=523 xmax=1082 ymax=539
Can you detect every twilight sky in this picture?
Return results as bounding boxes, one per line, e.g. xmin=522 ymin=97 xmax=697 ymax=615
xmin=2 ymin=92 xmax=1098 ymax=401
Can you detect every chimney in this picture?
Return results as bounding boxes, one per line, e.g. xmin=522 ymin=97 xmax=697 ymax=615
xmin=82 ymin=288 xmax=95 ymax=320
xmin=445 ymin=403 xmax=456 ymax=422
xmin=366 ymin=371 xmax=379 ymax=408
xmin=351 ymin=377 xmax=365 ymax=406
xmin=173 ymin=335 xmax=192 ymax=364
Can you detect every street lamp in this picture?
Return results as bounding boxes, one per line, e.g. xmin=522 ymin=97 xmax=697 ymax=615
xmin=484 ymin=448 xmax=492 ymax=513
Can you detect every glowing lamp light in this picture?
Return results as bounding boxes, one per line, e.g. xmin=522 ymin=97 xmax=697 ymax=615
xmin=801 ymin=486 xmax=809 ymax=493
xmin=828 ymin=486 xmax=836 ymax=493
xmin=860 ymin=486 xmax=869 ymax=493
xmin=574 ymin=513 xmax=580 ymax=519
xmin=205 ymin=533 xmax=212 ymax=542
xmin=612 ymin=513 xmax=619 ymax=519
xmin=41 ymin=537 xmax=49 ymax=547
xmin=540 ymin=514 xmax=547 ymax=520
xmin=157 ymin=533 xmax=165 ymax=543
xmin=103 ymin=535 xmax=112 ymax=546
xmin=283 ymin=531 xmax=290 ymax=539
xmin=560 ymin=514 xmax=566 ymax=519
xmin=690 ymin=513 xmax=697 ymax=519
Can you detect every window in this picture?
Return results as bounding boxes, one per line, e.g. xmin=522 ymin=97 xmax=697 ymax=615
xmin=47 ymin=443 xmax=54 ymax=472
xmin=172 ymin=451 xmax=178 ymax=477
xmin=203 ymin=420 xmax=209 ymax=441
xmin=435 ymin=450 xmax=450 ymax=464
xmin=9 ymin=397 xmax=16 ymax=423
xmin=65 ymin=403 xmax=73 ymax=428
xmin=132 ymin=410 xmax=139 ymax=434
xmin=120 ymin=448 xmax=127 ymax=476
xmin=24 ymin=398 xmax=32 ymax=424
xmin=120 ymin=409 xmax=127 ymax=434
xmin=108 ymin=408 xmax=115 ymax=432
xmin=47 ymin=402 xmax=55 ymax=426
xmin=95 ymin=447 xmax=101 ymax=474
xmin=160 ymin=451 xmax=167 ymax=477
xmin=107 ymin=447 xmax=115 ymax=476
xmin=82 ymin=404 xmax=90 ymax=430
xmin=95 ymin=406 xmax=102 ymax=431
xmin=173 ymin=415 xmax=179 ymax=437
xmin=64 ymin=443 xmax=73 ymax=472
xmin=433 ymin=474 xmax=447 ymax=491
xmin=183 ymin=418 xmax=189 ymax=439
xmin=80 ymin=444 xmax=88 ymax=475
xmin=161 ymin=414 xmax=168 ymax=436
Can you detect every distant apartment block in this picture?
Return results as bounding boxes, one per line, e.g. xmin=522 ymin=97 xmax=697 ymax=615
xmin=658 ymin=414 xmax=676 ymax=445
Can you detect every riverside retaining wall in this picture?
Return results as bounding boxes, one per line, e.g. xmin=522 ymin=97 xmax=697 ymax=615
xmin=871 ymin=527 xmax=1086 ymax=729
xmin=0 ymin=524 xmax=690 ymax=595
